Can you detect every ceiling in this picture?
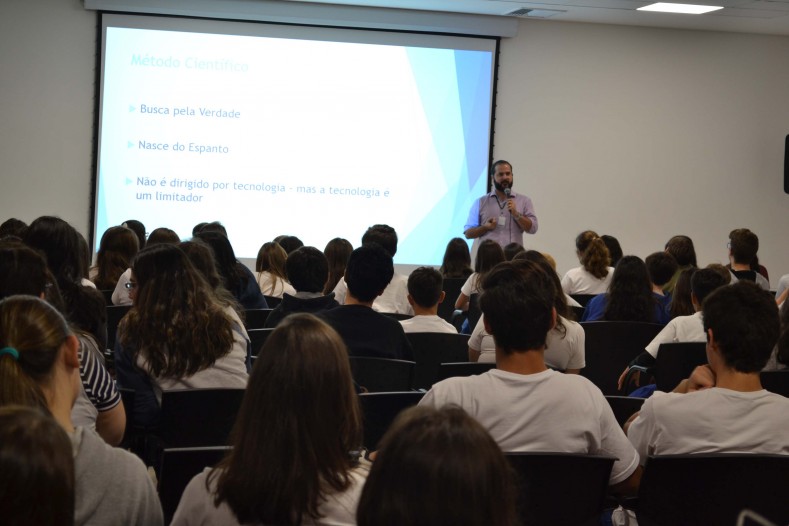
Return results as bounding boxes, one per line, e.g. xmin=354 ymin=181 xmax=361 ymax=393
xmin=281 ymin=0 xmax=789 ymax=36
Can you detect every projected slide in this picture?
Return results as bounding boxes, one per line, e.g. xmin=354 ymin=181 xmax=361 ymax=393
xmin=96 ymin=16 xmax=495 ymax=264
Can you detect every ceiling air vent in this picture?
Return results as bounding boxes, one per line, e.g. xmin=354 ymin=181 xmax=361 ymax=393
xmin=507 ymin=8 xmax=566 ymax=18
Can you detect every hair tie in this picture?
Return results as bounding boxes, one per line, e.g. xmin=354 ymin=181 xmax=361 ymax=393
xmin=0 ymin=347 xmax=19 ymax=360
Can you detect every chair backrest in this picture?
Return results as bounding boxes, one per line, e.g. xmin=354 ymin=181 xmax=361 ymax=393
xmin=654 ymin=342 xmax=708 ymax=392
xmin=407 ymin=333 xmax=471 ymax=389
xmin=638 ymin=454 xmax=789 ymax=526
xmin=760 ymin=370 xmax=789 ymax=397
xmin=570 ymin=305 xmax=585 ymax=321
xmin=438 ymin=277 xmax=466 ymax=322
xmin=159 ymin=388 xmax=246 ymax=448
xmin=580 ymin=321 xmax=664 ymax=395
xmin=506 ymin=453 xmax=615 ymax=526
xmin=605 ymin=395 xmax=646 ymax=427
xmin=570 ymin=294 xmax=596 ymax=307
xmin=380 ymin=312 xmax=413 ymax=321
xmin=262 ymin=295 xmax=281 ymax=308
xmin=243 ymin=308 xmax=273 ymax=330
xmin=247 ymin=328 xmax=276 ymax=358
xmin=467 ymin=293 xmax=482 ymax=332
xmin=349 ymin=357 xmax=415 ymax=392
xmin=158 ymin=446 xmax=230 ymax=524
xmin=99 ymin=289 xmax=113 ymax=305
xmin=358 ymin=391 xmax=425 ymax=450
xmin=106 ymin=305 xmax=132 ymax=352
xmin=436 ymin=362 xmax=496 ymax=383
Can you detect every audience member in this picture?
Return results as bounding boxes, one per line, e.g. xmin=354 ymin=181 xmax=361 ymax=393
xmin=561 ymin=230 xmax=613 ymax=295
xmin=0 ymin=296 xmax=162 ymax=525
xmin=323 ymin=237 xmax=353 ymax=294
xmin=122 ymin=219 xmax=147 ymax=250
xmin=626 ymin=282 xmax=788 ymax=460
xmin=705 ymin=262 xmax=732 ymax=284
xmin=645 ymin=251 xmax=678 ymax=315
xmin=0 ymin=217 xmax=28 ymax=240
xmin=178 ymin=239 xmax=241 ymax=311
xmin=332 ymin=225 xmax=412 ymax=315
xmin=278 ymin=235 xmax=304 ymax=255
xmin=146 ymin=227 xmax=180 ymax=245
xmin=440 ymin=237 xmax=473 ymax=280
xmin=602 ymin=234 xmax=623 ymax=268
xmin=727 ymin=228 xmax=770 ymax=290
xmin=264 ymin=246 xmax=339 ymax=328
xmin=172 ymin=314 xmax=367 ymax=526
xmin=112 ymin=224 xmax=181 ymax=306
xmin=668 ymin=267 xmax=696 ymax=319
xmin=663 ymin=235 xmax=697 ymax=294
xmin=195 ymin=230 xmax=267 ymax=309
xmin=321 ymin=244 xmax=413 ymax=360
xmin=115 ymin=244 xmax=249 ymax=427
xmin=197 ymin=221 xmax=228 ymax=236
xmin=399 ymin=267 xmax=457 ymax=334
xmin=420 ymin=260 xmax=641 ymax=495
xmin=0 ymin=405 xmax=75 ymax=526
xmin=90 ymin=226 xmax=139 ymax=289
xmin=357 ymin=405 xmax=517 ymax=526
xmin=775 ymin=273 xmax=789 ymax=302
xmin=503 ymin=241 xmax=525 ymax=261
xmin=255 ymin=241 xmax=296 ymax=298
xmin=455 ymin=239 xmax=505 ymax=312
xmin=764 ymin=300 xmax=789 ymax=371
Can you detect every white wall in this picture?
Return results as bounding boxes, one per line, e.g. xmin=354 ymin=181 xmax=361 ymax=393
xmin=2 ymin=1 xmax=788 ymax=282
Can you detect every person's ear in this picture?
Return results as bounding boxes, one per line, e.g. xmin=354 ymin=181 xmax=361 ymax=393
xmin=407 ymin=294 xmax=415 ymax=307
xmin=437 ymin=291 xmax=446 ymax=304
xmin=62 ymin=335 xmax=80 ymax=369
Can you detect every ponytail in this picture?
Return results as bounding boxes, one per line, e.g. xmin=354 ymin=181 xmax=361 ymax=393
xmin=576 ymin=231 xmax=611 ymax=279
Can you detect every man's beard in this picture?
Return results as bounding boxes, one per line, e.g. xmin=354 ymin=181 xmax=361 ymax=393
xmin=493 ymin=180 xmax=511 ymax=193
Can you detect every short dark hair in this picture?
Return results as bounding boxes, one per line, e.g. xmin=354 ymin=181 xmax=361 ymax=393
xmin=361 ymin=225 xmax=398 ymax=257
xmin=503 ymin=242 xmax=525 ymax=261
xmin=601 ymin=235 xmax=623 ymax=267
xmin=664 ymin=235 xmax=697 ymax=267
xmin=479 ymin=260 xmax=555 ymax=353
xmin=691 ymin=268 xmax=727 ymax=305
xmin=703 ymin=281 xmax=779 ymax=373
xmin=490 ymin=160 xmax=513 ymax=175
xmin=728 ymin=228 xmax=759 ymax=264
xmin=645 ymin=251 xmax=678 ymax=287
xmin=286 ymin=247 xmax=329 ymax=293
xmin=278 ymin=235 xmax=304 ymax=255
xmin=146 ymin=227 xmax=180 ymax=246
xmin=407 ymin=267 xmax=443 ymax=308
xmin=344 ymin=244 xmax=394 ymax=303
xmin=0 ymin=218 xmax=28 ymax=239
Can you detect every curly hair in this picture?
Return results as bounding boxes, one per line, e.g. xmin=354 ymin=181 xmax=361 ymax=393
xmin=604 ymin=256 xmax=657 ymax=323
xmin=575 ymin=231 xmax=610 ymax=279
xmin=119 ymin=244 xmax=235 ymax=378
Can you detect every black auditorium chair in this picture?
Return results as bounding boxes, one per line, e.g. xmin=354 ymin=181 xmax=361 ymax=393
xmin=349 ymin=357 xmax=414 ymax=393
xmin=247 ymin=328 xmax=276 ymax=358
xmin=158 ymin=388 xmax=245 ymax=448
xmin=99 ymin=289 xmax=114 ymax=305
xmin=358 ymin=391 xmax=425 ymax=451
xmin=106 ymin=304 xmax=132 ymax=351
xmin=158 ymin=446 xmax=230 ymax=524
xmin=243 ymin=308 xmax=273 ymax=330
xmin=653 ymin=342 xmax=707 ymax=392
xmin=636 ymin=454 xmax=789 ymax=526
xmin=604 ymin=396 xmax=646 ymax=427
xmin=506 ymin=453 xmax=615 ymax=526
xmin=262 ymin=295 xmax=281 ymax=308
xmin=435 ymin=362 xmax=495 ymax=383
xmin=407 ymin=333 xmax=470 ymax=390
xmin=570 ymin=294 xmax=596 ymax=307
xmin=570 ymin=305 xmax=585 ymax=321
xmin=760 ymin=370 xmax=789 ymax=397
xmin=381 ymin=312 xmax=413 ymax=321
xmin=438 ymin=277 xmax=465 ymax=322
xmin=467 ymin=293 xmax=482 ymax=333
xmin=580 ymin=321 xmax=663 ymax=396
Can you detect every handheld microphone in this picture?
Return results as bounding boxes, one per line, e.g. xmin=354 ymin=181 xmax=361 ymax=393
xmin=504 ymin=188 xmax=511 ymax=198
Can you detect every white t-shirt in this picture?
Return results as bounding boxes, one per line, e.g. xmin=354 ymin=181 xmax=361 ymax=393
xmin=112 ymin=268 xmax=133 ymax=306
xmin=332 ymin=273 xmax=413 ymax=315
xmin=256 ymin=271 xmax=297 ymax=298
xmin=470 ymin=316 xmax=586 ymax=371
xmin=729 ymin=269 xmax=771 ymax=291
xmin=627 ymin=388 xmax=789 ymax=465
xmin=775 ymin=273 xmax=789 ymax=300
xmin=419 ymin=368 xmax=639 ymax=485
xmin=560 ymin=266 xmax=614 ymax=295
xmin=460 ymin=272 xmax=481 ymax=297
xmin=400 ymin=315 xmax=457 ymax=334
xmin=644 ymin=311 xmax=705 ymax=358
xmin=171 ymin=464 xmax=369 ymax=526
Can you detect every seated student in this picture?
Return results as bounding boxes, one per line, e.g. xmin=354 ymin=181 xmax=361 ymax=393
xmin=617 ymin=268 xmax=729 ymax=391
xmin=561 ymin=231 xmax=614 ymax=295
xmin=455 ymin=239 xmax=505 ymax=312
xmin=321 ymin=244 xmax=413 ymax=360
xmin=0 ymin=296 xmax=163 ymax=525
xmin=356 ymin=405 xmax=517 ymax=526
xmin=663 ymin=235 xmax=698 ymax=295
xmin=399 ymin=267 xmax=457 ymax=334
xmin=0 ymin=405 xmax=75 ymax=526
xmin=323 ymin=237 xmax=354 ymax=294
xmin=255 ymin=241 xmax=296 ymax=298
xmin=582 ymin=256 xmax=669 ymax=325
xmin=264 ymin=246 xmax=339 ymax=328
xmin=112 ymin=226 xmax=181 ymax=305
xmin=419 ymin=260 xmax=641 ymax=495
xmin=439 ymin=237 xmax=473 ymax=280
xmin=90 ymin=225 xmax=139 ymax=289
xmin=332 ymin=225 xmax=412 ymax=315
xmin=727 ymin=228 xmax=770 ymax=290
xmin=626 ymin=281 xmax=789 ymax=460
xmin=172 ymin=314 xmax=368 ymax=526
xmin=645 ymin=251 xmax=678 ymax=316
xmin=115 ymin=244 xmax=249 ymax=428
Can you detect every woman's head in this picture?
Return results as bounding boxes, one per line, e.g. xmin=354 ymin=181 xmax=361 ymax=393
xmin=475 ymin=240 xmax=506 ymax=275
xmin=94 ymin=226 xmax=139 ymax=289
xmin=357 ymin=405 xmax=517 ymax=526
xmin=669 ymin=268 xmax=697 ymax=319
xmin=575 ymin=230 xmax=611 ymax=279
xmin=194 ymin=231 xmax=242 ymax=291
xmin=323 ymin=238 xmax=353 ymax=294
xmin=0 ymin=295 xmax=78 ymax=410
xmin=215 ymin=314 xmax=361 ymax=524
xmin=440 ymin=237 xmax=473 ymax=278
xmin=255 ymin=242 xmax=288 ymax=279
xmin=122 ymin=219 xmax=147 ymax=250
xmin=604 ymin=255 xmax=655 ymax=323
xmin=23 ymin=216 xmax=84 ymax=286
xmin=0 ymin=405 xmax=75 ymax=526
xmin=664 ymin=235 xmax=697 ymax=268
xmin=146 ymin=227 xmax=180 ymax=246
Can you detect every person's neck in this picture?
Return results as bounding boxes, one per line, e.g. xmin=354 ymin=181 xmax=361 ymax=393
xmin=730 ymin=261 xmax=750 ymax=272
xmin=495 ymin=346 xmax=549 ymax=375
xmin=651 ymin=284 xmax=665 ymax=296
xmin=412 ymin=305 xmax=438 ymax=316
xmin=713 ymin=366 xmax=763 ymax=392
xmin=345 ymin=293 xmax=374 ymax=308
xmin=43 ymin=385 xmax=76 ymax=434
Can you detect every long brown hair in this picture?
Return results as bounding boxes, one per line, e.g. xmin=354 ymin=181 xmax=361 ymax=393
xmin=473 ymin=240 xmax=506 ymax=291
xmin=255 ymin=242 xmax=289 ymax=293
xmin=323 ymin=237 xmax=353 ymax=294
xmin=119 ymin=244 xmax=235 ymax=378
xmin=213 ymin=314 xmax=362 ymax=524
xmin=0 ymin=296 xmax=72 ymax=410
xmin=440 ymin=237 xmax=473 ymax=279
xmin=576 ymin=230 xmax=611 ymax=279
xmin=94 ymin=226 xmax=139 ymax=289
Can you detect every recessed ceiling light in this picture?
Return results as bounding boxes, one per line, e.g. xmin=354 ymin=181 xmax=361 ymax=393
xmin=638 ymin=3 xmax=723 ymax=14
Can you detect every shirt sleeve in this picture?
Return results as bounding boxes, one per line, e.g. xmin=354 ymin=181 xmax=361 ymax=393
xmin=626 ymin=397 xmax=659 ymax=466
xmin=564 ymin=322 xmax=586 ymax=370
xmin=519 ymin=195 xmax=538 ymax=234
xmin=468 ymin=317 xmax=486 ymax=352
xmin=595 ymin=392 xmax=640 ymax=483
xmin=464 ymin=197 xmax=481 ymax=232
xmin=80 ymin=338 xmax=121 ymax=412
xmin=645 ymin=320 xmax=678 ymax=357
xmin=111 ymin=268 xmax=133 ymax=306
xmin=333 ymin=279 xmax=348 ymax=305
xmin=560 ymin=271 xmax=573 ymax=295
xmin=460 ymin=273 xmax=476 ymax=297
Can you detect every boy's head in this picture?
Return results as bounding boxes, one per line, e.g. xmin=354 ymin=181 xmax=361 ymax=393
xmin=407 ymin=267 xmax=444 ymax=310
xmin=691 ymin=268 xmax=728 ymax=306
xmin=703 ymin=281 xmax=779 ymax=373
xmin=362 ymin=225 xmax=398 ymax=258
xmin=645 ymin=252 xmax=678 ymax=287
xmin=728 ymin=228 xmax=759 ymax=265
xmin=344 ymin=244 xmax=394 ymax=303
xmin=286 ymin=246 xmax=329 ymax=293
